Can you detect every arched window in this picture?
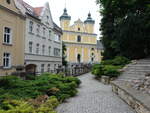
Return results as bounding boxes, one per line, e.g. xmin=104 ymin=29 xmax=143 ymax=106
xmin=77 ymin=35 xmax=81 ymax=42
xmin=77 ymin=54 xmax=81 ymax=63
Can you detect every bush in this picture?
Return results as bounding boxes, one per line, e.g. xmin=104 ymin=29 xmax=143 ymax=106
xmin=0 ymin=96 xmax=59 ymax=113
xmin=101 ymin=56 xmax=130 ymax=66
xmin=92 ymin=64 xmax=104 ymax=77
xmin=0 ymin=73 xmax=81 ymax=105
xmin=103 ymin=65 xmax=121 ymax=78
xmin=92 ymin=56 xmax=129 ymax=78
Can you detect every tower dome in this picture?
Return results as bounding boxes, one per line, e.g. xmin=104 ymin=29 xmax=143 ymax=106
xmin=60 ymin=8 xmax=71 ymax=20
xmin=84 ymin=12 xmax=95 ymax=24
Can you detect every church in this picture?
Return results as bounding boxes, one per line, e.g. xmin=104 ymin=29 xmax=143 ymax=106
xmin=60 ymin=8 xmax=103 ymax=65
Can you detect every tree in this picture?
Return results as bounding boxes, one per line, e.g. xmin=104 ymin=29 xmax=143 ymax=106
xmin=62 ymin=41 xmax=68 ymax=66
xmin=97 ymin=0 xmax=150 ymax=59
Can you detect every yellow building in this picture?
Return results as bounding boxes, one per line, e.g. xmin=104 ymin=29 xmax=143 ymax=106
xmin=0 ymin=0 xmax=25 ymax=76
xmin=60 ymin=8 xmax=103 ymax=64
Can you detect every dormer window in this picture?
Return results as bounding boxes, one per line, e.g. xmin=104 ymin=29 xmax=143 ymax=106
xmin=6 ymin=0 xmax=11 ymax=4
xmin=46 ymin=16 xmax=49 ymax=23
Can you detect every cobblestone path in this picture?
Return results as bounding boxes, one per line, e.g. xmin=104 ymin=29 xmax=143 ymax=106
xmin=56 ymin=73 xmax=135 ymax=113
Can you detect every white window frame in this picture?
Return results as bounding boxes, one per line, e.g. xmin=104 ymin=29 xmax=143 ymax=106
xmin=36 ymin=44 xmax=40 ymax=54
xmin=48 ymin=46 xmax=51 ymax=56
xmin=36 ymin=24 xmax=40 ymax=35
xmin=41 ymin=64 xmax=45 ymax=73
xmin=42 ymin=45 xmax=45 ymax=55
xmin=47 ymin=64 xmax=50 ymax=72
xmin=3 ymin=52 xmax=11 ymax=68
xmin=29 ymin=21 xmax=33 ymax=33
xmin=43 ymin=27 xmax=46 ymax=37
xmin=29 ymin=41 xmax=33 ymax=53
xmin=3 ymin=27 xmax=12 ymax=44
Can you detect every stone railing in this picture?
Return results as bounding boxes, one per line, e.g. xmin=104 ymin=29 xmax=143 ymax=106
xmin=111 ymin=80 xmax=150 ymax=113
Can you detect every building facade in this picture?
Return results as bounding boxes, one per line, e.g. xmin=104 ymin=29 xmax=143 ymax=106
xmin=21 ymin=1 xmax=62 ymax=74
xmin=0 ymin=0 xmax=25 ymax=76
xmin=60 ymin=8 xmax=103 ymax=65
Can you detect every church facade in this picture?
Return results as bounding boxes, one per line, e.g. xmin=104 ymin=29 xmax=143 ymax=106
xmin=60 ymin=8 xmax=103 ymax=65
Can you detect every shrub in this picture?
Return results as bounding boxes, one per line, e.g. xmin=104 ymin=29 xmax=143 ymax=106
xmin=0 ymin=96 xmax=59 ymax=113
xmin=92 ymin=64 xmax=104 ymax=77
xmin=0 ymin=73 xmax=81 ymax=105
xmin=112 ymin=56 xmax=130 ymax=66
xmin=92 ymin=56 xmax=130 ymax=78
xmin=101 ymin=56 xmax=130 ymax=66
xmin=103 ymin=65 xmax=121 ymax=78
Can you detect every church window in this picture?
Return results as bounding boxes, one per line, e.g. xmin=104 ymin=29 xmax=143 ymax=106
xmin=77 ymin=35 xmax=81 ymax=42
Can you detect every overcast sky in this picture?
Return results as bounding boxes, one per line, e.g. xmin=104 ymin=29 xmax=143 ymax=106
xmin=23 ymin=0 xmax=101 ymax=37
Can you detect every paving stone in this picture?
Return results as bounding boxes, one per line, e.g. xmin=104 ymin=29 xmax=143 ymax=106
xmin=56 ymin=73 xmax=135 ymax=113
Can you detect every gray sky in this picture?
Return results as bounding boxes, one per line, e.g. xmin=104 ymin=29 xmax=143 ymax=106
xmin=23 ymin=0 xmax=100 ymax=37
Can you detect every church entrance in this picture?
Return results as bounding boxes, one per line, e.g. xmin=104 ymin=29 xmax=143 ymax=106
xmin=77 ymin=54 xmax=81 ymax=63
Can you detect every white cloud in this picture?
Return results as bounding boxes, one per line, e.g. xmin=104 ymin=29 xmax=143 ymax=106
xmin=23 ymin=0 xmax=101 ymax=37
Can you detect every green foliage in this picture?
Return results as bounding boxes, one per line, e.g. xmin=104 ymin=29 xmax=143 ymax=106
xmin=98 ymin=0 xmax=150 ymax=59
xmin=92 ymin=56 xmax=129 ymax=78
xmin=101 ymin=56 xmax=130 ymax=66
xmin=103 ymin=65 xmax=120 ymax=77
xmin=92 ymin=64 xmax=104 ymax=77
xmin=0 ymin=96 xmax=59 ymax=113
xmin=0 ymin=73 xmax=81 ymax=104
xmin=62 ymin=41 xmax=68 ymax=66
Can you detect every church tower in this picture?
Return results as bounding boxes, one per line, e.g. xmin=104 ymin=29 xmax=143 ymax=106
xmin=84 ymin=12 xmax=95 ymax=33
xmin=60 ymin=8 xmax=71 ymax=30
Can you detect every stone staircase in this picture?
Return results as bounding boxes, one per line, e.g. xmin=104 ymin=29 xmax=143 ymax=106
xmin=118 ymin=59 xmax=150 ymax=81
xmin=111 ymin=59 xmax=150 ymax=113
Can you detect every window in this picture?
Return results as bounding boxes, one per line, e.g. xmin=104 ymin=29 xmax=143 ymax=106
xmin=42 ymin=45 xmax=45 ymax=55
xmin=29 ymin=42 xmax=33 ymax=53
xmin=41 ymin=64 xmax=45 ymax=73
xmin=4 ymin=27 xmax=12 ymax=44
xmin=48 ymin=46 xmax=51 ymax=56
xmin=47 ymin=16 xmax=49 ymax=22
xmin=54 ymin=64 xmax=57 ymax=70
xmin=3 ymin=53 xmax=11 ymax=68
xmin=49 ymin=30 xmax=52 ymax=40
xmin=43 ymin=27 xmax=46 ymax=37
xmin=77 ymin=35 xmax=81 ymax=42
xmin=58 ymin=35 xmax=61 ymax=41
xmin=29 ymin=21 xmax=33 ymax=33
xmin=54 ymin=34 xmax=59 ymax=41
xmin=54 ymin=48 xmax=60 ymax=56
xmin=91 ymin=48 xmax=95 ymax=51
xmin=36 ymin=24 xmax=40 ymax=35
xmin=78 ymin=28 xmax=80 ymax=31
xmin=47 ymin=64 xmax=50 ymax=72
xmin=6 ymin=0 xmax=11 ymax=4
xmin=36 ymin=44 xmax=40 ymax=54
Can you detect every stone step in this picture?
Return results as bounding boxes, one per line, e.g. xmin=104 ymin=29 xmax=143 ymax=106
xmin=128 ymin=65 xmax=150 ymax=67
xmin=119 ymin=73 xmax=145 ymax=78
xmin=126 ymin=70 xmax=150 ymax=72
